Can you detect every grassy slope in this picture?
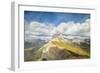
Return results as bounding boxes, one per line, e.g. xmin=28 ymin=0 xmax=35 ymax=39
xmin=45 ymin=37 xmax=90 ymax=57
xmin=24 ymin=37 xmax=90 ymax=61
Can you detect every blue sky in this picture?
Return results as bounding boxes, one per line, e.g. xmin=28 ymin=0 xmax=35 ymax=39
xmin=24 ymin=11 xmax=90 ymax=42
xmin=24 ymin=11 xmax=90 ymax=26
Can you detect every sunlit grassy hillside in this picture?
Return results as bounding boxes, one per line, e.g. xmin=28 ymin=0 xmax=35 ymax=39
xmin=24 ymin=36 xmax=90 ymax=61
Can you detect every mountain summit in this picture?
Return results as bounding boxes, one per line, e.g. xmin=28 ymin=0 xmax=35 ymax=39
xmin=35 ymin=34 xmax=90 ymax=61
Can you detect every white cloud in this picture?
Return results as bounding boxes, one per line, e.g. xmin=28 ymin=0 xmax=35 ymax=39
xmin=24 ymin=19 xmax=90 ymax=42
xmin=51 ymin=19 xmax=90 ymax=37
xmin=29 ymin=21 xmax=54 ymax=35
xmin=24 ymin=21 xmax=54 ymax=42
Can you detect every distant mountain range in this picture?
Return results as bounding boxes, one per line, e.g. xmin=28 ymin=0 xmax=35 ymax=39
xmin=24 ymin=34 xmax=90 ymax=48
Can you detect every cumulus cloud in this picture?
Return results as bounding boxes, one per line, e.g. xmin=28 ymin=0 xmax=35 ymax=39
xmin=24 ymin=21 xmax=54 ymax=42
xmin=51 ymin=19 xmax=90 ymax=37
xmin=29 ymin=21 xmax=54 ymax=35
xmin=25 ymin=19 xmax=90 ymax=42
